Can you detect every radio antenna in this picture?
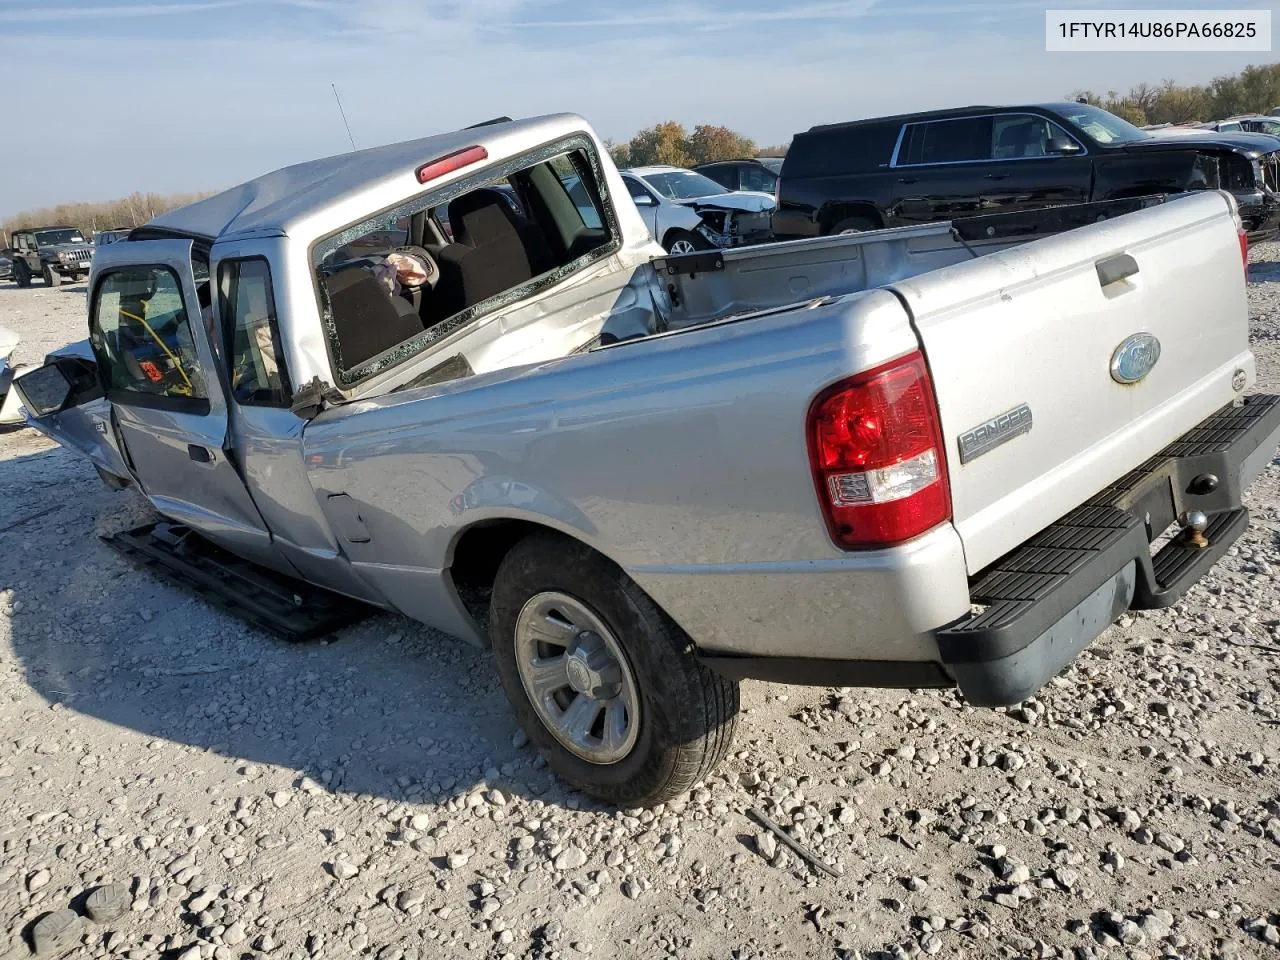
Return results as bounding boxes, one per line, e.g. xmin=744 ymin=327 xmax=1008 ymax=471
xmin=331 ymin=83 xmax=357 ymax=151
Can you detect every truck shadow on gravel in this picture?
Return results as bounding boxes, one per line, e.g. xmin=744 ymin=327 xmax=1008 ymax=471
xmin=2 ymin=445 xmax=577 ymax=811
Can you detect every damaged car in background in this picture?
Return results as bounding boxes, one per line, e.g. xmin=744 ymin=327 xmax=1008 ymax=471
xmin=620 ymin=165 xmax=775 ymax=253
xmin=12 ymin=113 xmax=1280 ymax=807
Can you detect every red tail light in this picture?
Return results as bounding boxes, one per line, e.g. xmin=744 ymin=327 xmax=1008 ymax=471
xmin=807 ymin=352 xmax=951 ymax=549
xmin=1231 ymin=201 xmax=1249 ymax=274
xmin=416 ymin=145 xmax=488 ymax=184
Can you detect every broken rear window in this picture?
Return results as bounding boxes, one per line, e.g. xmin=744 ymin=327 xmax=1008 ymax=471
xmin=312 ymin=135 xmax=620 ymax=386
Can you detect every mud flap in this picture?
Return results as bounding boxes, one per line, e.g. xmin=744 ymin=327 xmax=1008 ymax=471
xmin=103 ymin=521 xmax=375 ymax=641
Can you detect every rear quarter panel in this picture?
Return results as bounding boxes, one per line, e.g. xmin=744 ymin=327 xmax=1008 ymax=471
xmin=301 ymin=290 xmax=972 ymax=659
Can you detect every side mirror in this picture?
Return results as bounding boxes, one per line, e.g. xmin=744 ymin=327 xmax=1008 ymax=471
xmin=632 ymin=193 xmax=656 ymax=207
xmin=1047 ymin=137 xmax=1084 ymax=156
xmin=12 ymin=362 xmax=74 ymax=418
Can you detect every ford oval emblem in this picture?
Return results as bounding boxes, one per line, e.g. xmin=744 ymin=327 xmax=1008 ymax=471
xmin=1110 ymin=333 xmax=1161 ymax=384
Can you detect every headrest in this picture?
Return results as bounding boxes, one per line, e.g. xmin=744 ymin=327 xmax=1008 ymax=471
xmin=448 ymin=188 xmax=520 ymax=247
xmin=998 ymin=124 xmax=1033 ymax=146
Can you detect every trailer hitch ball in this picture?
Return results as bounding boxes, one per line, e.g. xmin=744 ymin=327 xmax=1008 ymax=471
xmin=1178 ymin=510 xmax=1210 ymax=549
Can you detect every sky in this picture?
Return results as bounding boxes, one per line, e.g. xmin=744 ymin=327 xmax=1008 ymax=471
xmin=2 ymin=0 xmax=1279 ymax=218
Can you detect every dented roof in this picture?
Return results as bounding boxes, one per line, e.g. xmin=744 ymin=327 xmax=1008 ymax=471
xmin=146 ymin=114 xmax=590 ymax=243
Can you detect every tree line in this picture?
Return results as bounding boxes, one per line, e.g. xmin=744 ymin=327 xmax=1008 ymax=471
xmin=605 ymin=123 xmax=787 ymax=168
xmin=1071 ymin=62 xmax=1280 ymax=126
xmin=1 ymin=191 xmax=213 ymax=247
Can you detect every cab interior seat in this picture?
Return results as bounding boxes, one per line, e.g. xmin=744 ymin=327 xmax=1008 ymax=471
xmin=431 ymin=188 xmax=553 ymax=321
xmin=514 ymin=165 xmax=609 ymax=261
xmin=324 ymin=265 xmax=425 ymax=368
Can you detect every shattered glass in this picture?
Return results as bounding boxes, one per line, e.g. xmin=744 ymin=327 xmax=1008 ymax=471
xmin=312 ymin=135 xmax=623 ymax=388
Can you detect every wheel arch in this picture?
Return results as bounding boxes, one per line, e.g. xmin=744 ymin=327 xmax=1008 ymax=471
xmin=660 ymin=225 xmax=699 ymax=249
xmin=446 ymin=516 xmax=636 ymax=636
xmin=819 ymin=201 xmax=884 ymax=234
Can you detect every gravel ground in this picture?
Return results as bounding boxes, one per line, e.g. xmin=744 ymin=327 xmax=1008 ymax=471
xmin=1 ymin=251 xmax=1279 ymax=960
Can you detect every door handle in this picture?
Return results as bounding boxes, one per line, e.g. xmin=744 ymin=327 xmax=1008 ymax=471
xmin=187 ymin=444 xmax=215 ymax=464
xmin=1096 ymin=253 xmax=1139 ymax=286
xmin=897 ymin=177 xmax=918 ymax=184
xmin=984 ymin=173 xmax=1008 ymax=180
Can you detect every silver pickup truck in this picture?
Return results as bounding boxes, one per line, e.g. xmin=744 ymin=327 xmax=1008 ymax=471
xmin=13 ymin=113 xmax=1280 ymax=806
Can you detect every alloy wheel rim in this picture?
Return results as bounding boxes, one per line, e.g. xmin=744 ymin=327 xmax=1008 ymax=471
xmin=514 ymin=591 xmax=641 ymax=764
xmin=669 ymin=239 xmax=696 ymax=254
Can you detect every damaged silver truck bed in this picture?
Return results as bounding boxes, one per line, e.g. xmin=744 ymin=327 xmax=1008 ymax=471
xmin=15 ymin=113 xmax=1280 ymax=804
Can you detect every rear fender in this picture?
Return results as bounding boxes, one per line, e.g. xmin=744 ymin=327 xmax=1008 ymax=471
xmin=820 ymin=201 xmax=884 ymax=234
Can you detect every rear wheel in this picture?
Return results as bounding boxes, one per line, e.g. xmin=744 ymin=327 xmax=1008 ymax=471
xmin=665 ymin=229 xmax=710 ymax=255
xmin=829 ymin=216 xmax=879 ymax=235
xmin=13 ymin=261 xmax=31 ymax=288
xmin=490 ymin=534 xmax=739 ymax=806
xmin=42 ymin=265 xmax=61 ymax=287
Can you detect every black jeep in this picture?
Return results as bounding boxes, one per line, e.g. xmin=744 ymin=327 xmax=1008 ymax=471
xmin=10 ymin=226 xmax=94 ymax=287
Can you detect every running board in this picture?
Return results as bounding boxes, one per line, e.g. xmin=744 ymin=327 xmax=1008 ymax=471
xmin=102 ymin=521 xmax=375 ymax=641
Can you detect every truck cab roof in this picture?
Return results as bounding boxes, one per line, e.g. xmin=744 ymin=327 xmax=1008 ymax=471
xmin=145 ymin=113 xmax=593 ymax=246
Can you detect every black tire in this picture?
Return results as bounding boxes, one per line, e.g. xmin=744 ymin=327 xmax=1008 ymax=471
xmin=490 ymin=533 xmax=739 ymax=806
xmin=664 ymin=229 xmax=711 ymax=255
xmin=829 ymin=216 xmax=880 ymax=235
xmin=42 ymin=264 xmax=61 ymax=287
xmin=13 ymin=261 xmax=31 ymax=288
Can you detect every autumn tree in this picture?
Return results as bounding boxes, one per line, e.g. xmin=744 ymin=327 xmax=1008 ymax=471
xmin=685 ymin=124 xmax=756 ymax=163
xmin=1109 ymin=101 xmax=1149 ymax=126
xmin=603 ymin=138 xmax=630 ymax=167
xmin=626 ymin=122 xmax=693 ymax=167
xmin=1208 ymin=62 xmax=1280 ymax=117
xmin=622 ymin=121 xmax=758 ymax=167
xmin=1146 ymin=81 xmax=1210 ymax=124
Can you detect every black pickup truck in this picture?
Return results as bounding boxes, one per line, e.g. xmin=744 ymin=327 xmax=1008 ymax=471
xmin=774 ymin=102 xmax=1280 ymax=242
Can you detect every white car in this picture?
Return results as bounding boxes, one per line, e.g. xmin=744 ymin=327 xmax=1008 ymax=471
xmin=620 ymin=165 xmax=776 ymax=253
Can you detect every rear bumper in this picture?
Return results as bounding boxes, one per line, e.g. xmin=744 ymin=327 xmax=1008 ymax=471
xmin=702 ymin=395 xmax=1280 ymax=704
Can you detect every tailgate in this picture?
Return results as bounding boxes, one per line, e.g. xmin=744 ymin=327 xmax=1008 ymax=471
xmin=892 ymin=191 xmax=1253 ymax=573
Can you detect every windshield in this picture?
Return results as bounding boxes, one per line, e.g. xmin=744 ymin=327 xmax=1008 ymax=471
xmin=638 ymin=170 xmax=727 ymax=200
xmin=1250 ymin=119 xmax=1280 ymax=135
xmin=1058 ymin=104 xmax=1151 ymax=145
xmin=34 ymin=229 xmax=85 ymax=246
